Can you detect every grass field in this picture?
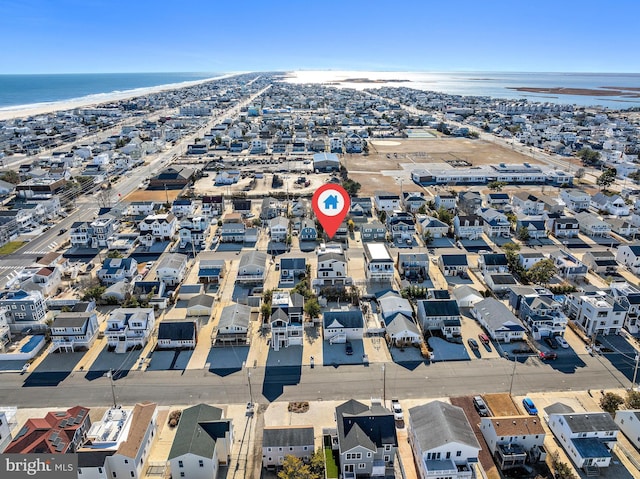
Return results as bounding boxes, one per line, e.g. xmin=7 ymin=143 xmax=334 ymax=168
xmin=0 ymin=241 xmax=26 ymax=255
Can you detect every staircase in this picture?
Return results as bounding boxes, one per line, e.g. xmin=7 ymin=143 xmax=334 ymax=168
xmin=115 ymin=341 xmax=127 ymax=354
xmin=329 ymin=333 xmax=346 ymax=345
xmin=583 ymin=465 xmax=600 ymax=477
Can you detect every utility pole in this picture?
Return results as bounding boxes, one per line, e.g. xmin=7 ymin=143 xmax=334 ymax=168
xmin=106 ymin=369 xmax=117 ymax=408
xmin=381 ymin=364 xmax=386 ymax=405
xmin=508 ymin=354 xmax=517 ymax=397
xmin=633 ymin=354 xmax=640 ymax=391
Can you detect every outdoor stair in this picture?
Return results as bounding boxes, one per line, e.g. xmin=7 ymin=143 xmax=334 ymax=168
xmin=583 ymin=465 xmax=600 ymax=477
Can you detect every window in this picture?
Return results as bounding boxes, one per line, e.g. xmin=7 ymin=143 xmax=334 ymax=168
xmin=178 ymin=461 xmax=183 ymax=468
xmin=112 ymin=473 xmax=117 ymax=478
xmin=358 ymin=463 xmax=366 ymax=469
xmin=124 ymin=460 xmax=128 ymax=464
xmin=130 ymin=473 xmax=134 ymax=478
xmin=456 ymin=451 xmax=462 ymax=457
xmin=199 ymin=460 xmax=204 ymax=468
xmin=180 ymin=474 xmax=184 ymax=478
xmin=446 ymin=451 xmax=451 ymax=459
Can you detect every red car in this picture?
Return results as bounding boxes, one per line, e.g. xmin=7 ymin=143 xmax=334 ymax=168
xmin=478 ymin=333 xmax=490 ymax=345
xmin=539 ymin=351 xmax=558 ymax=360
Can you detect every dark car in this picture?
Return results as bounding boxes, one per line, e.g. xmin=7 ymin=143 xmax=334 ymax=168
xmin=467 ymin=338 xmax=479 ymax=350
xmin=58 ymin=228 xmax=67 ymax=235
xmin=345 ymin=342 xmax=353 ymax=355
xmin=544 ymin=336 xmax=558 ymax=349
xmin=473 ymin=396 xmax=490 ymax=416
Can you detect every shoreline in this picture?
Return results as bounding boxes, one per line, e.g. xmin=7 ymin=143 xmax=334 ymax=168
xmin=0 ymin=73 xmax=237 ymax=121
xmin=508 ymin=86 xmax=640 ymax=98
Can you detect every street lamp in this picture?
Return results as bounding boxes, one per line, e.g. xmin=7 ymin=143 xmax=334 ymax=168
xmin=106 ymin=369 xmax=117 ymax=408
xmin=504 ymin=353 xmax=517 ymax=397
xmin=248 ymin=370 xmax=253 ymax=405
xmin=381 ymin=364 xmax=386 ymax=406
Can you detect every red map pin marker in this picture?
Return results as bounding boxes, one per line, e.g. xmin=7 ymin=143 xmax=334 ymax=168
xmin=312 ymin=184 xmax=351 ymax=239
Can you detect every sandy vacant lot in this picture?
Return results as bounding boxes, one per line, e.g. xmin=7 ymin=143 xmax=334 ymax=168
xmin=124 ymin=188 xmax=183 ymax=203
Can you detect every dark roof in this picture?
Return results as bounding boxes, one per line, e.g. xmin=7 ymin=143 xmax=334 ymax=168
xmin=77 ymin=450 xmax=115 ymax=468
xmin=572 ymin=437 xmax=612 ymax=460
xmin=158 ymin=321 xmax=196 ymax=341
xmin=168 ymin=404 xmax=228 ymax=459
xmin=489 ymin=273 xmax=518 ymax=285
xmin=262 ymin=426 xmax=315 ymax=448
xmin=336 ymin=400 xmax=397 ymax=452
xmin=559 ymin=412 xmax=619 ymax=434
xmin=52 ymin=312 xmax=92 ymax=328
xmin=323 ymin=310 xmax=364 ymax=329
xmin=481 ymin=253 xmax=508 ymax=266
xmin=440 ymin=254 xmax=468 ymax=266
xmin=419 ymin=299 xmax=460 ymax=317
xmin=280 ymin=258 xmax=306 ymax=270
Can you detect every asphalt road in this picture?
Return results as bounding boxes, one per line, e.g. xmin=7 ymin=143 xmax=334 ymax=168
xmin=0 ymin=352 xmax=630 ymax=407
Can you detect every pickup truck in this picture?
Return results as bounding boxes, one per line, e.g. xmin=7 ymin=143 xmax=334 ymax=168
xmin=391 ymin=399 xmax=404 ymax=422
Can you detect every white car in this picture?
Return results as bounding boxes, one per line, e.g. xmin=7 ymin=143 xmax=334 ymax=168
xmin=555 ymin=336 xmax=570 ymax=349
xmin=391 ymin=399 xmax=404 ymax=422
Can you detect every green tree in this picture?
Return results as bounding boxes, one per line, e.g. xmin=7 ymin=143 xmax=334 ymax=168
xmin=488 ymin=181 xmax=507 ymax=191
xmin=417 ymin=204 xmax=428 ymax=215
xmin=260 ymin=301 xmax=272 ymax=321
xmin=516 ymin=226 xmax=530 ymax=242
xmin=347 ymin=219 xmax=355 ymax=233
xmin=423 ymin=230 xmax=433 ymax=245
xmin=575 ymin=167 xmax=586 ymax=179
xmin=505 ymin=212 xmax=517 ymax=227
xmin=526 ymin=258 xmax=557 ymax=286
xmin=550 ymin=452 xmax=577 ymax=479
xmin=304 ymin=297 xmax=321 ymax=320
xmin=342 ymin=179 xmax=361 ymax=196
xmin=600 ymin=391 xmax=624 ymax=415
xmin=577 ymin=147 xmax=601 ymax=166
xmin=626 ymin=390 xmax=640 ymax=409
xmin=277 ymin=455 xmax=316 ymax=479
xmin=596 ymin=168 xmax=617 ymax=190
xmin=378 ymin=210 xmax=387 ymax=223
xmin=107 ymin=250 xmax=123 ymax=259
xmin=0 ymin=170 xmax=20 ymax=184
xmin=82 ymin=285 xmax=106 ymax=301
xmin=309 ymin=448 xmax=325 ymax=479
xmin=436 ymin=206 xmax=452 ymax=225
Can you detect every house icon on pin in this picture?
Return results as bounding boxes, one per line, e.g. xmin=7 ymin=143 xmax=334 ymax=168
xmin=324 ymin=194 xmax=339 ymax=209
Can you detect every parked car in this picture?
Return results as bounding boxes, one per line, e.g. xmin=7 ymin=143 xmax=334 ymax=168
xmin=467 ymin=338 xmax=479 ymax=350
xmin=473 ymin=396 xmax=490 ymax=416
xmin=478 ymin=333 xmax=490 ymax=345
xmin=391 ymin=399 xmax=404 ymax=422
xmin=539 ymin=351 xmax=557 ymax=360
xmin=246 ymin=402 xmax=254 ymax=417
xmin=58 ymin=228 xmax=67 ymax=235
xmin=555 ymin=336 xmax=569 ymax=349
xmin=345 ymin=341 xmax=353 ymax=355
xmin=544 ymin=336 xmax=558 ymax=349
xmin=522 ymin=397 xmax=538 ymax=415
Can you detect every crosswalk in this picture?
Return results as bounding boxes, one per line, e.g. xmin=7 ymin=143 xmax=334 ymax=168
xmin=23 ymin=241 xmax=58 ymax=255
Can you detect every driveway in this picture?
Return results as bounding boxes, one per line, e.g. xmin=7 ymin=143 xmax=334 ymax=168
xmin=23 ymin=351 xmax=86 ymax=387
xmin=427 ymin=337 xmax=470 ymax=362
xmin=323 ymin=340 xmax=365 ymax=367
xmin=262 ymin=346 xmax=303 ymax=402
xmin=148 ymin=350 xmax=194 ymax=371
xmin=597 ymin=334 xmax=639 ymax=383
xmin=207 ymin=346 xmax=250 ymax=376
xmin=85 ymin=347 xmax=141 ymax=381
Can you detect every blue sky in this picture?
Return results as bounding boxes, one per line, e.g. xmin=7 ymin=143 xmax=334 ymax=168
xmin=1 ymin=0 xmax=639 ymax=73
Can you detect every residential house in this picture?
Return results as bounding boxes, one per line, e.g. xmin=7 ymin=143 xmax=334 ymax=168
xmin=299 ymin=219 xmax=317 ymax=241
xmin=582 ymin=250 xmax=618 ymax=274
xmin=565 ymin=291 xmax=625 ymax=336
xmin=350 ymin=197 xmax=373 ymax=221
xmin=615 ymin=410 xmax=640 ymax=449
xmin=453 ymin=214 xmax=483 ymax=240
xmin=363 ymin=242 xmax=395 ymax=282
xmin=458 ymin=191 xmax=483 ymax=215
xmin=198 ymin=259 xmax=226 ymax=284
xmin=361 ymin=221 xmax=387 ymax=242
xmin=402 ymin=191 xmax=427 ymax=213
xmin=98 ymin=257 xmax=138 ymax=285
xmin=131 ymin=280 xmax=167 ymax=309
xmin=171 ymin=198 xmax=196 ymax=218
xmin=106 ymin=308 xmax=155 ymax=353
xmin=128 ymin=201 xmax=158 ymax=217
xmin=280 ymin=257 xmax=306 ymax=285
xmin=560 ymin=189 xmax=591 ymax=212
xmin=606 ymin=217 xmax=638 ymax=237
xmin=50 ymin=311 xmax=99 ymax=352
xmin=19 ymin=266 xmax=63 ymax=298
xmin=539 ymin=195 xmax=565 ymax=214
xmin=0 ymin=289 xmax=47 ymax=332
xmin=610 ymin=281 xmax=640 ymax=334
xmin=551 ymin=216 xmax=580 ymax=238
xmin=480 ymin=416 xmax=546 ymax=471
xmin=386 ymin=211 xmax=415 ymax=242
xmin=519 ymin=294 xmax=568 ymax=340
xmin=78 ymin=403 xmax=158 ymax=479
xmin=472 ymin=298 xmax=526 ymax=342
xmin=187 ymin=294 xmax=215 ymax=317
xmin=452 ymin=285 xmax=483 ymax=308
xmin=270 ymin=292 xmax=304 ymax=350
xmin=262 ymin=426 xmax=315 ymax=469
xmin=148 ymin=167 xmax=193 ymax=190
xmin=269 ymin=216 xmax=289 ymax=242
xmin=4 ymin=406 xmax=91 ymax=454
xmin=545 ymin=403 xmax=618 ymax=470
xmin=219 ymin=219 xmax=246 ymax=243
xmin=477 ymin=253 xmax=508 ymax=274
xmin=291 ymin=199 xmax=308 ymax=218
xmin=518 ymin=252 xmax=546 ymax=270
xmin=345 ymin=133 xmax=364 ymax=153
xmin=417 ymin=298 xmax=461 ymax=338
xmin=591 ymin=193 xmax=629 ymax=216
xmin=377 ymin=290 xmax=413 ymax=322
xmin=484 ymin=272 xmax=519 ymax=292
xmin=550 ymin=249 xmax=587 ymax=280
xmin=201 ymin=195 xmax=224 ymax=218
xmin=616 ymin=244 xmax=640 ymax=274
xmin=485 ymin=192 xmax=511 ymax=209
xmin=515 ymin=218 xmax=547 ymax=239
xmin=434 ymin=192 xmax=457 ymax=211
xmin=157 ymin=320 xmax=197 ymax=349
xmin=512 ymin=192 xmax=545 ymax=215
xmin=139 ymin=213 xmax=178 ymax=245
xmin=416 ymin=215 xmax=449 ymax=239
xmin=385 ymin=312 xmax=422 ymax=347
xmin=168 ymin=404 xmax=233 ymax=479
xmin=313 ymin=152 xmax=340 ymax=172
xmin=316 ymin=252 xmax=350 ymax=287
xmin=231 ymin=199 xmax=252 ymax=214
xmin=575 ymin=212 xmax=611 ymax=237
xmin=374 ymin=192 xmax=401 ymax=213
xmin=178 ymin=215 xmax=210 ymax=249
xmin=409 ymin=401 xmax=481 ymax=479
xmin=478 ymin=208 xmax=511 ymax=238
xmin=438 ymin=254 xmax=468 ymax=276
xmin=323 ymin=310 xmax=364 ymax=344
xmin=236 ymin=251 xmax=267 ymax=283
xmin=215 ymin=303 xmax=251 ymax=345
xmin=334 ymin=399 xmax=397 ymax=478
xmin=260 ymin=197 xmax=285 ymax=223
xmin=397 ymin=252 xmax=429 ymax=281
xmin=156 ymin=253 xmax=188 ymax=286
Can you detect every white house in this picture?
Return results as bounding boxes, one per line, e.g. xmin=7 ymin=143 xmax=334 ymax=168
xmin=269 ymin=216 xmax=289 ymax=242
xmin=591 ymin=193 xmax=630 ymax=216
xmin=168 ymin=404 xmax=233 ymax=479
xmin=565 ymin=291 xmax=625 ymax=336
xmin=438 ymin=254 xmax=468 ymax=276
xmin=560 ymin=190 xmax=591 ymax=212
xmin=434 ymin=193 xmax=457 ymax=211
xmin=374 ymin=192 xmax=401 ymax=212
xmin=106 ymin=308 xmax=155 ymax=353
xmin=98 ymin=257 xmax=138 ymax=285
xmin=472 ymin=298 xmax=526 ymax=343
xmin=363 ymin=242 xmax=394 ymax=282
xmin=409 ymin=401 xmax=481 ymax=479
xmin=157 ymin=320 xmax=197 ymax=349
xmin=575 ymin=212 xmax=611 ymax=237
xmin=156 ymin=253 xmax=188 ymax=286
xmin=50 ymin=311 xmax=99 ymax=352
xmin=615 ymin=410 xmax=640 ymax=449
xmin=453 ymin=214 xmax=484 ymax=240
xmin=545 ymin=403 xmax=618 ymax=470
xmin=315 ymin=252 xmax=350 ymax=287
xmin=139 ymin=213 xmax=178 ymax=244
xmin=262 ymin=426 xmax=315 ymax=469
xmin=236 ymin=251 xmax=267 ymax=283
xmin=480 ymin=416 xmax=546 ymax=471
xmin=616 ymin=244 xmax=640 ymax=274
xmin=518 ymin=252 xmax=546 ymax=270
xmin=323 ymin=309 xmax=364 ymax=344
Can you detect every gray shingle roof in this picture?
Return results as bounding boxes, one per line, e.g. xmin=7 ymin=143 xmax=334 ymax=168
xmin=409 ymin=401 xmax=480 ymax=452
xmin=218 ymin=303 xmax=251 ymax=331
xmin=262 ymin=426 xmax=314 ymax=448
xmin=168 ymin=404 xmax=229 ymax=459
xmin=336 ymin=400 xmax=397 ymax=452
xmin=323 ymin=310 xmax=364 ymax=329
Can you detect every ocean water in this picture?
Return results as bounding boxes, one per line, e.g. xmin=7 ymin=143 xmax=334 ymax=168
xmin=0 ymin=72 xmax=221 ymax=110
xmin=287 ymin=71 xmax=640 ymax=109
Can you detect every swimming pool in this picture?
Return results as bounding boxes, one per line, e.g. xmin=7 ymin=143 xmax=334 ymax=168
xmin=20 ymin=335 xmax=45 ymax=353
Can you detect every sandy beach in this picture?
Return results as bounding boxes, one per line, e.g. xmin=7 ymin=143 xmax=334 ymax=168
xmin=0 ymin=73 xmax=237 ymax=122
